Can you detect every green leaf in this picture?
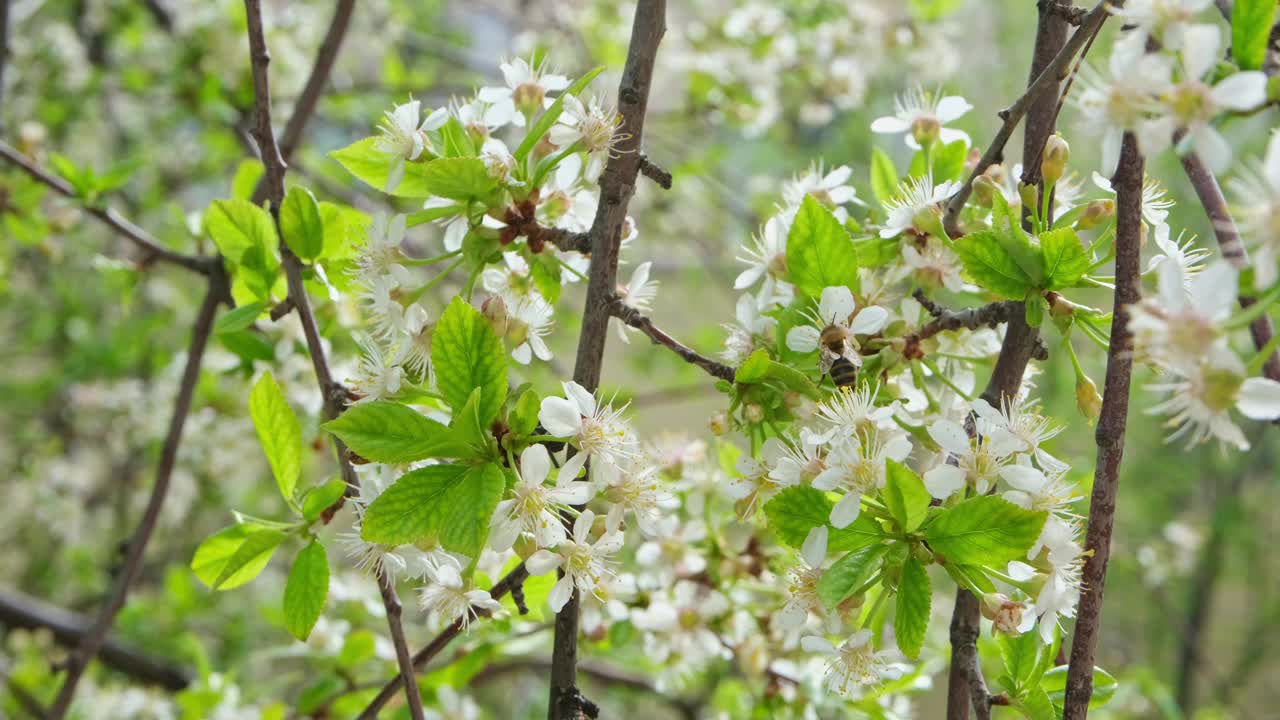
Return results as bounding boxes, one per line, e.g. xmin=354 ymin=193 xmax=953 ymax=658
xmin=786 ymin=195 xmax=860 ymax=297
xmin=509 ymin=387 xmax=542 ymax=437
xmin=932 ymin=140 xmax=968 ymax=183
xmin=954 ymin=231 xmax=1035 ymax=300
xmin=212 ymin=528 xmax=286 ymax=590
xmin=1025 ymin=294 xmax=1045 ymax=328
xmin=817 ymin=544 xmax=889 ymax=608
xmin=924 ymin=496 xmax=1047 ymax=566
xmin=763 ymin=486 xmax=886 ymax=552
xmin=1234 ymin=0 xmax=1278 ymax=70
xmin=283 ymin=541 xmax=329 ymax=641
xmin=735 ymin=349 xmax=771 ymax=384
xmin=944 ymin=562 xmax=998 ymax=595
xmin=323 ymin=401 xmax=475 ymax=464
xmin=360 ymin=464 xmax=505 ymax=559
xmin=989 ymin=192 xmax=1045 ymax=286
xmin=406 ymin=202 xmax=466 ymax=228
xmin=766 ymin=360 xmax=822 ymax=399
xmin=249 ymin=372 xmax=303 ymax=502
xmin=529 ymin=253 xmax=562 ymax=305
xmin=1039 ymin=226 xmax=1089 ymax=290
xmin=214 ymin=301 xmax=268 ymax=334
xmin=1000 ymin=627 xmax=1052 ymax=694
xmin=330 ymin=137 xmax=433 ymax=198
xmin=280 ymin=187 xmax=324 ymax=260
xmin=432 ymin=298 xmax=508 ymax=425
xmin=1041 ymin=665 xmax=1118 ymax=708
xmin=231 ymin=159 xmax=265 ymax=200
xmin=205 ymin=199 xmax=277 ymax=263
xmin=1017 ymin=686 xmax=1058 ymax=720
xmin=853 ymin=236 xmax=900 ymax=268
xmin=421 ymin=158 xmax=498 ymax=201
xmin=894 ymin=557 xmax=931 ymax=659
xmin=220 ymin=330 xmax=275 ymax=363
xmin=515 ymin=67 xmax=606 ymax=162
xmin=870 ymin=147 xmax=899 ymax=205
xmin=302 ymin=479 xmax=348 ymax=522
xmin=192 ymin=525 xmax=281 ymax=591
xmin=884 ymin=459 xmax=930 ymax=533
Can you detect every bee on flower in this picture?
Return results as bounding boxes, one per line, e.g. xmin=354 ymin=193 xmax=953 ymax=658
xmin=786 ymin=286 xmax=890 ymax=375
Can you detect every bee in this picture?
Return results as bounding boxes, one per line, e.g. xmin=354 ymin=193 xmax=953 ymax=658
xmin=828 ymin=355 xmax=859 ymax=388
xmin=817 ymin=322 xmax=860 ymax=369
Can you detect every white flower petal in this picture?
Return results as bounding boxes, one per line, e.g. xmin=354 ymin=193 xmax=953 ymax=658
xmin=927 ymin=420 xmax=971 ymax=455
xmin=923 ymin=464 xmax=967 ymax=500
xmin=539 ymin=396 xmax=583 ymax=437
xmin=1237 ymin=377 xmax=1280 ymax=419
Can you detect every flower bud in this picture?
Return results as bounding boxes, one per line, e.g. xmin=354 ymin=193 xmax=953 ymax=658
xmin=18 ymin=121 xmax=47 ymax=154
xmin=481 ymin=295 xmax=509 ymax=338
xmin=1041 ymin=134 xmax=1069 ymax=187
xmin=709 ymin=412 xmax=729 ymax=436
xmin=1076 ymin=374 xmax=1102 ymax=423
xmin=972 ymin=174 xmax=999 ymax=208
xmin=1018 ymin=182 xmax=1038 ymax=212
xmin=744 ymin=403 xmax=765 ymax=424
xmin=1077 ymin=199 xmax=1114 ymax=230
xmin=513 ymin=82 xmax=547 ymax=118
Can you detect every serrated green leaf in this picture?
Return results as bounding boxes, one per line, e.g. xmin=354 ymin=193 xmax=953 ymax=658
xmin=280 ymin=187 xmax=324 ymax=260
xmin=924 ymin=496 xmax=1047 ymax=565
xmin=1000 ymin=627 xmax=1051 ymax=695
xmin=220 ymin=329 xmax=275 ymax=363
xmin=421 ymin=158 xmax=498 ymax=201
xmin=944 ymin=563 xmax=998 ymax=595
xmin=283 ymin=541 xmax=329 ymax=641
xmin=192 ymin=525 xmax=278 ymax=591
xmin=1039 ymin=226 xmax=1089 ymax=290
xmin=210 ymin=528 xmax=286 ymax=590
xmin=515 ymin=67 xmax=606 ymax=162
xmin=870 ymin=147 xmax=899 ymax=205
xmin=1234 ymin=0 xmax=1278 ymax=70
xmin=406 ymin=202 xmax=466 ymax=228
xmin=786 ymin=195 xmax=860 ymax=297
xmin=530 ymin=253 xmax=562 ymax=304
xmin=301 ymin=479 xmax=348 ymax=522
xmin=249 ymin=372 xmax=302 ymax=502
xmin=817 ymin=544 xmax=889 ymax=608
xmin=360 ymin=464 xmax=505 ymax=559
xmin=763 ymin=486 xmax=886 ymax=552
xmin=205 ymin=199 xmax=277 ymax=263
xmin=884 ymin=459 xmax=930 ymax=532
xmin=766 ymin=360 xmax=822 ymax=399
xmin=990 ymin=192 xmax=1045 ymax=286
xmin=323 ymin=401 xmax=475 ymax=463
xmin=432 ymin=298 xmax=508 ymax=425
xmin=954 ymin=231 xmax=1034 ymax=300
xmin=853 ymin=236 xmax=900 ymax=268
xmin=894 ymin=557 xmax=931 ymax=659
xmin=330 ymin=137 xmax=434 ymax=198
xmin=1041 ymin=665 xmax=1118 ymax=708
xmin=214 ymin=301 xmax=268 ymax=334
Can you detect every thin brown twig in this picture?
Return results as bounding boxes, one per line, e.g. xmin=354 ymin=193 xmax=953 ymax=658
xmin=356 ymin=564 xmax=531 ymax=719
xmin=902 ymin=297 xmax=1022 ymax=360
xmin=250 ymin=0 xmax=357 ymax=205
xmin=46 ymin=265 xmax=229 ymax=719
xmin=942 ymin=0 xmax=1116 ymax=237
xmin=610 ymin=298 xmax=736 ymax=382
xmin=551 ymin=4 xmax=667 ymax=717
xmin=0 ymin=141 xmax=214 ymax=275
xmin=1062 ymin=132 xmax=1144 ymax=719
xmin=0 ymin=589 xmax=192 ymax=690
xmin=470 ymin=657 xmax=699 ymax=720
xmin=239 ymin=2 xmax=425 ymax=717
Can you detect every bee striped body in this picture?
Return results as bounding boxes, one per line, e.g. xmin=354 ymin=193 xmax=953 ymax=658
xmin=828 ymin=355 xmax=859 ymax=389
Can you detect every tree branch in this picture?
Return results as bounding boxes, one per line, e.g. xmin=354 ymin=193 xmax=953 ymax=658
xmin=240 ymin=2 xmax=424 ymax=717
xmin=945 ymin=4 xmax=1068 ymax=715
xmin=46 ymin=265 xmax=228 ymax=719
xmin=356 ymin=563 xmax=531 ymax=719
xmin=471 ymin=657 xmax=698 ymax=720
xmin=1178 ymin=142 xmax=1280 ymax=383
xmin=609 ymin=298 xmax=736 ymax=382
xmin=552 ymin=3 xmax=667 ymax=718
xmin=249 ymin=0 xmax=356 ymax=205
xmin=1061 ymin=132 xmax=1144 ymax=719
xmin=0 ymin=589 xmax=191 ymax=691
xmin=0 ymin=0 xmax=10 ymax=133
xmin=0 ymin=140 xmax=215 ymax=275
xmin=942 ymin=0 xmax=1115 ymax=237
xmin=902 ymin=293 xmax=1028 ymax=361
